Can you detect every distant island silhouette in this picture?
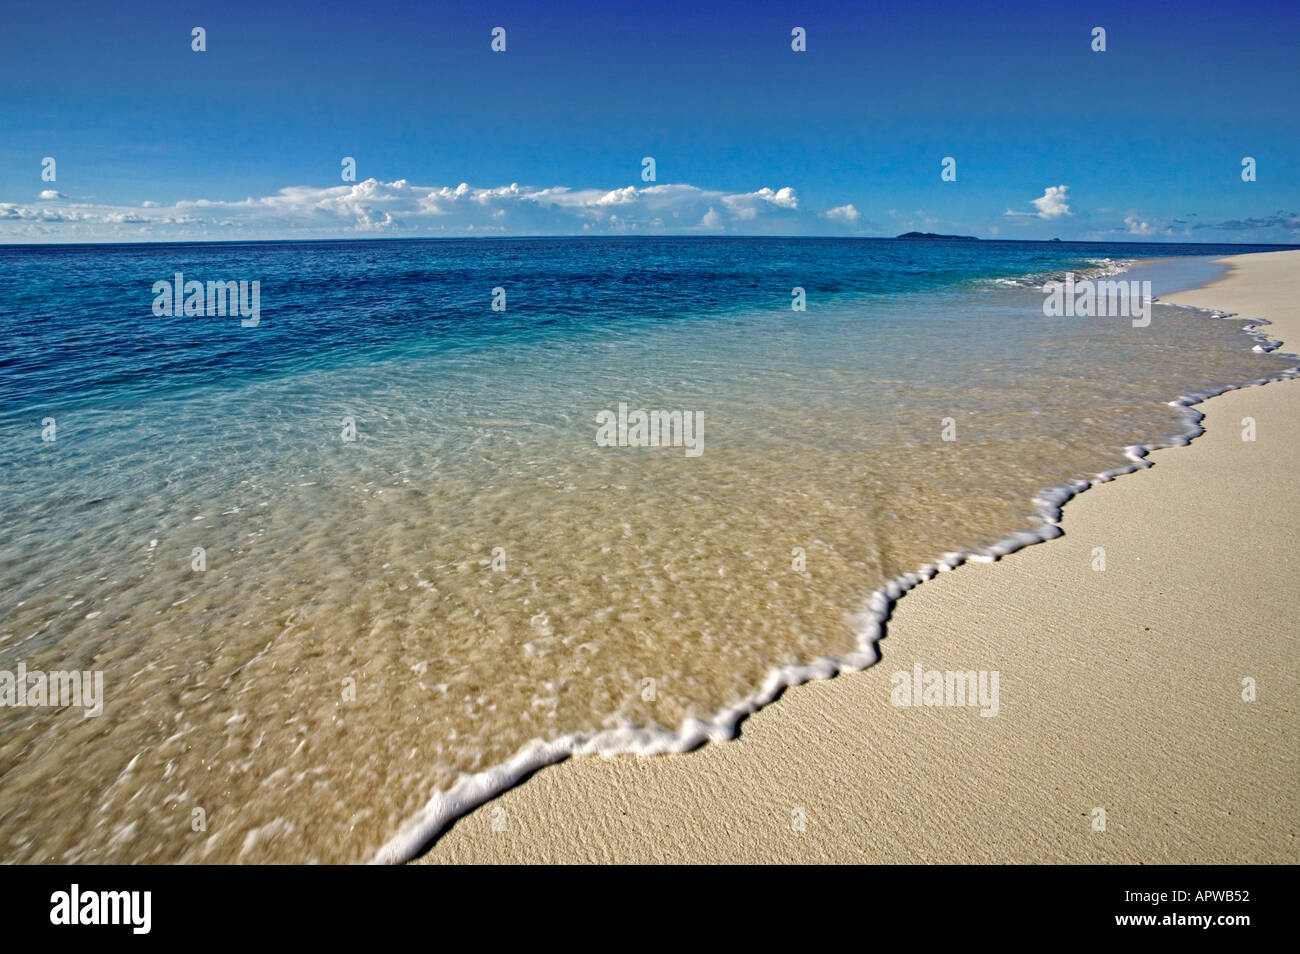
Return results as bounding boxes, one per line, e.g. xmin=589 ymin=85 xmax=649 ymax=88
xmin=895 ymin=231 xmax=980 ymax=241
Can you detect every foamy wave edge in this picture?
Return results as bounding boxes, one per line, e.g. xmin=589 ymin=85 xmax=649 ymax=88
xmin=370 ymin=305 xmax=1299 ymax=865
xmin=987 ymin=256 xmax=1136 ymax=289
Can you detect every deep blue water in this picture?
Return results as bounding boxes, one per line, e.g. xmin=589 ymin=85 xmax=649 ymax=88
xmin=1 ymin=237 xmax=1293 ymax=420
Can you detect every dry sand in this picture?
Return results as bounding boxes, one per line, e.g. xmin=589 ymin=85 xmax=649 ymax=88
xmin=418 ymin=249 xmax=1300 ymax=864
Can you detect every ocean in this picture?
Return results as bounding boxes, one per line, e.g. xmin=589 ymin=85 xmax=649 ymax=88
xmin=0 ymin=236 xmax=1295 ymax=862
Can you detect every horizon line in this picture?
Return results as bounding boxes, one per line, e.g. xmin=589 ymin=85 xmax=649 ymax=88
xmin=4 ymin=235 xmax=1299 ymax=250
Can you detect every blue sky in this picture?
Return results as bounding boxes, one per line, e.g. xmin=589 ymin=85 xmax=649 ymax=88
xmin=1 ymin=0 xmax=1297 ymax=242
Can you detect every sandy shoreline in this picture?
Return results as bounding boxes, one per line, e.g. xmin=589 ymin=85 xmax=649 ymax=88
xmin=417 ymin=249 xmax=1300 ymax=864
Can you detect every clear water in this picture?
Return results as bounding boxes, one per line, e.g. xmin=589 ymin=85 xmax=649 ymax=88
xmin=0 ymin=237 xmax=1294 ymax=862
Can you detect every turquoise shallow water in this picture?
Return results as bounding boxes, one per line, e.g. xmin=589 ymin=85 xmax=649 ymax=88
xmin=0 ymin=237 xmax=1296 ymax=862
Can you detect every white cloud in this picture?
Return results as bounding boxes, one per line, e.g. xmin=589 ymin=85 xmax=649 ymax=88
xmin=695 ymin=207 xmax=725 ymax=231
xmin=38 ymin=190 xmax=64 ymax=200
xmin=1006 ymin=185 xmax=1072 ymax=220
xmin=1032 ymin=186 xmax=1072 ymax=219
xmin=719 ymin=186 xmax=798 ymax=221
xmin=825 ymin=204 xmax=860 ymax=224
xmin=1123 ymin=215 xmax=1156 ymax=236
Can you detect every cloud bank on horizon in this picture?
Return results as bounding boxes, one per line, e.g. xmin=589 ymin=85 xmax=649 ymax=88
xmin=0 ymin=179 xmax=813 ymax=242
xmin=3 ymin=178 xmax=1297 ymax=244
